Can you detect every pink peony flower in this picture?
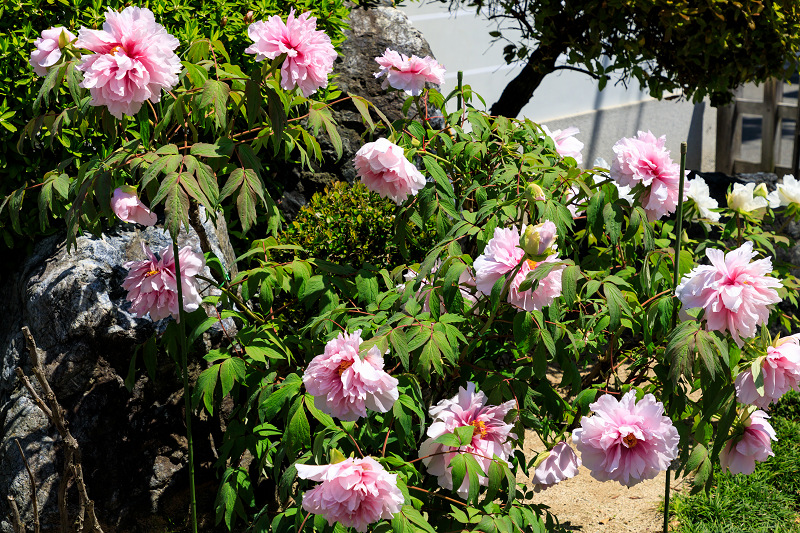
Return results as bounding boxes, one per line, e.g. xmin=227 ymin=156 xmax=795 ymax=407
xmin=122 ymin=242 xmax=205 ymax=322
xmin=531 ymin=441 xmax=581 ymax=490
xmin=354 ymin=138 xmax=427 ymax=205
xmin=30 ymin=27 xmax=76 ymax=76
xmin=418 ymin=382 xmax=516 ymax=497
xmin=572 ymin=391 xmax=679 ymax=487
xmin=297 ymin=457 xmax=404 ymax=532
xmin=474 ymin=225 xmax=565 ymax=312
xmin=719 ymin=410 xmax=777 ymax=475
xmin=610 ymin=131 xmax=684 ymax=221
xmin=542 ymin=125 xmax=584 ymax=164
xmin=75 ymin=7 xmax=181 ymax=119
xmin=373 ymin=48 xmax=445 ymax=96
xmin=111 ymin=186 xmax=157 ymax=226
xmin=675 ymin=241 xmax=782 ymax=346
xmin=303 ymin=330 xmax=399 ymax=421
xmin=735 ymin=336 xmax=800 ymax=408
xmin=245 ymin=10 xmax=337 ymax=97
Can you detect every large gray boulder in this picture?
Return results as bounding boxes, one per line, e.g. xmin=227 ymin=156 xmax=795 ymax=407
xmin=0 ymin=214 xmax=234 ymax=533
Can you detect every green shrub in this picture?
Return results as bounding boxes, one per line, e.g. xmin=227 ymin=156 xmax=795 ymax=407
xmin=0 ymin=0 xmax=350 ymax=252
xmin=280 ymin=181 xmax=435 ymax=267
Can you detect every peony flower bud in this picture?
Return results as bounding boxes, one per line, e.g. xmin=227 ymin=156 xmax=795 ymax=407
xmin=30 ymin=26 xmax=76 ymax=76
xmin=519 ymin=221 xmax=557 ymax=259
xmin=524 ymin=183 xmax=546 ymax=203
xmin=753 ymin=183 xmax=769 ymax=198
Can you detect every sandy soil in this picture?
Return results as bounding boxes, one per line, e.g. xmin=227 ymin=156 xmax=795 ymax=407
xmin=519 ymin=431 xmax=685 ymax=533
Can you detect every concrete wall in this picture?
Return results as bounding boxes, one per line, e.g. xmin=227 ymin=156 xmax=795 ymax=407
xmin=399 ymin=2 xmax=718 ymax=171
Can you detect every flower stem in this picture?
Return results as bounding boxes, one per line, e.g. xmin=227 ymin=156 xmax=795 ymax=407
xmin=172 ymin=238 xmax=198 ymax=533
xmin=664 ymin=142 xmax=686 ymax=533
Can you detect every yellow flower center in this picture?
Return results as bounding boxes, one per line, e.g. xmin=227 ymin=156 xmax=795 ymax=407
xmin=622 ymin=433 xmax=638 ymax=448
xmin=337 ymin=360 xmax=354 ymax=376
xmin=526 ymin=259 xmax=538 ymax=269
xmin=144 ymin=269 xmax=160 ymax=278
xmin=108 ymin=45 xmax=122 ymax=55
xmin=471 ymin=420 xmax=488 ymax=439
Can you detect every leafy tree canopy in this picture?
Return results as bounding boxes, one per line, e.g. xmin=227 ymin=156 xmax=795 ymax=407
xmin=443 ymin=0 xmax=800 ymax=117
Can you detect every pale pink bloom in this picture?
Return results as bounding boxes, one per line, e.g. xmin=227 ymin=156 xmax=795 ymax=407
xmin=75 ymin=7 xmax=181 ymax=118
xmin=542 ymin=125 xmax=584 ymax=164
xmin=297 ymin=457 xmax=404 ymax=532
xmin=474 ymin=226 xmax=565 ymax=312
xmin=720 ymin=410 xmax=777 ymax=475
xmin=122 ymin=243 xmax=205 ymax=322
xmin=735 ymin=337 xmax=800 ymax=408
xmin=419 ymin=382 xmax=516 ymax=497
xmin=30 ymin=27 xmax=76 ymax=76
xmin=354 ymin=138 xmax=426 ymax=205
xmin=572 ymin=391 xmax=678 ymax=487
xmin=532 ymin=441 xmax=581 ymax=490
xmin=374 ymin=48 xmax=445 ymax=96
xmin=675 ymin=241 xmax=782 ymax=346
xmin=399 ymin=261 xmax=477 ymax=314
xmin=610 ymin=131 xmax=684 ymax=221
xmin=303 ymin=330 xmax=398 ymax=421
xmin=245 ymin=10 xmax=337 ymax=97
xmin=111 ymin=186 xmax=157 ymax=226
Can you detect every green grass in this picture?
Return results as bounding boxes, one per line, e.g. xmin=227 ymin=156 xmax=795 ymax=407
xmin=671 ymin=391 xmax=800 ymax=532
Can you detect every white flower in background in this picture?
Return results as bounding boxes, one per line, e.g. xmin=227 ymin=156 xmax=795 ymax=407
xmin=767 ymin=175 xmax=800 ymax=208
xmin=686 ymin=178 xmax=720 ymax=222
xmin=727 ymin=182 xmax=771 ymax=218
xmin=613 ymin=182 xmax=635 ymax=205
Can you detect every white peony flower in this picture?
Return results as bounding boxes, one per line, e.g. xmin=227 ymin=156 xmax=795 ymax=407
xmin=686 ymin=177 xmax=720 ymax=222
xmin=768 ymin=175 xmax=800 ymax=208
xmin=727 ymin=182 xmax=771 ymax=218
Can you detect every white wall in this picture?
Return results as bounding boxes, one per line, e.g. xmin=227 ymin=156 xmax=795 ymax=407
xmin=398 ymin=2 xmax=717 ymax=171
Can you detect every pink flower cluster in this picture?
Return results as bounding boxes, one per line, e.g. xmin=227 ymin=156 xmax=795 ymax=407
xmin=374 ymin=48 xmax=445 ymax=96
xmin=419 ymin=382 xmax=516 ymax=497
xmin=572 ymin=391 xmax=678 ymax=487
xmin=675 ymin=242 xmax=782 ymax=346
xmin=303 ymin=330 xmax=399 ymax=421
xmin=122 ymin=242 xmax=205 ymax=322
xmin=735 ymin=335 xmax=800 ymax=408
xmin=542 ymin=125 xmax=584 ymax=164
xmin=297 ymin=457 xmax=404 ymax=532
xmin=610 ymin=131 xmax=684 ymax=221
xmin=30 ymin=27 xmax=75 ymax=76
xmin=720 ymin=410 xmax=777 ymax=475
xmin=245 ymin=10 xmax=337 ymax=97
xmin=531 ymin=441 xmax=581 ymax=490
xmin=474 ymin=225 xmax=564 ymax=312
xmin=75 ymin=7 xmax=182 ymax=118
xmin=112 ymin=186 xmax=157 ymax=226
xmin=354 ymin=138 xmax=427 ymax=205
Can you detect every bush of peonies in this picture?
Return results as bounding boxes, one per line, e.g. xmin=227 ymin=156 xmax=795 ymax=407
xmin=17 ymin=5 xmax=800 ymax=533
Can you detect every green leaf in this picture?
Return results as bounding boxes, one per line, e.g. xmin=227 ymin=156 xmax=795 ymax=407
xmin=603 ymin=283 xmax=631 ymax=331
xmin=390 ymin=329 xmax=410 ymax=370
xmin=603 ymin=202 xmax=624 ymax=243
xmin=220 ymin=168 xmax=244 ymax=201
xmin=201 ymin=79 xmax=230 ymax=128
xmin=561 ymin=264 xmax=580 ymax=307
xmin=192 ymin=365 xmax=219 ymax=414
xmin=286 ymin=400 xmax=310 ymax=456
xmin=219 ymin=357 xmax=246 ymax=397
xmin=684 ymin=443 xmax=708 ymax=474
xmin=190 ymin=142 xmax=226 ymax=158
xmin=356 ymin=269 xmax=379 ymax=304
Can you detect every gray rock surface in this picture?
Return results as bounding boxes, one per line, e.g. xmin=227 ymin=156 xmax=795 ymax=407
xmin=0 ymin=213 xmax=233 ymax=533
xmin=276 ymin=0 xmax=441 ymax=218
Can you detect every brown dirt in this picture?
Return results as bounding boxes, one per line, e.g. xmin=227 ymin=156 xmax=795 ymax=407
xmin=519 ymin=431 xmax=686 ymax=533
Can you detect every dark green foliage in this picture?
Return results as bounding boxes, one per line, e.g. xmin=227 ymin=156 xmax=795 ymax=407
xmin=280 ymin=181 xmax=435 ymax=267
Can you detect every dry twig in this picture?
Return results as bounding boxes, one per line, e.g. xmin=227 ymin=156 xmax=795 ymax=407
xmin=15 ymin=326 xmax=104 ymax=533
